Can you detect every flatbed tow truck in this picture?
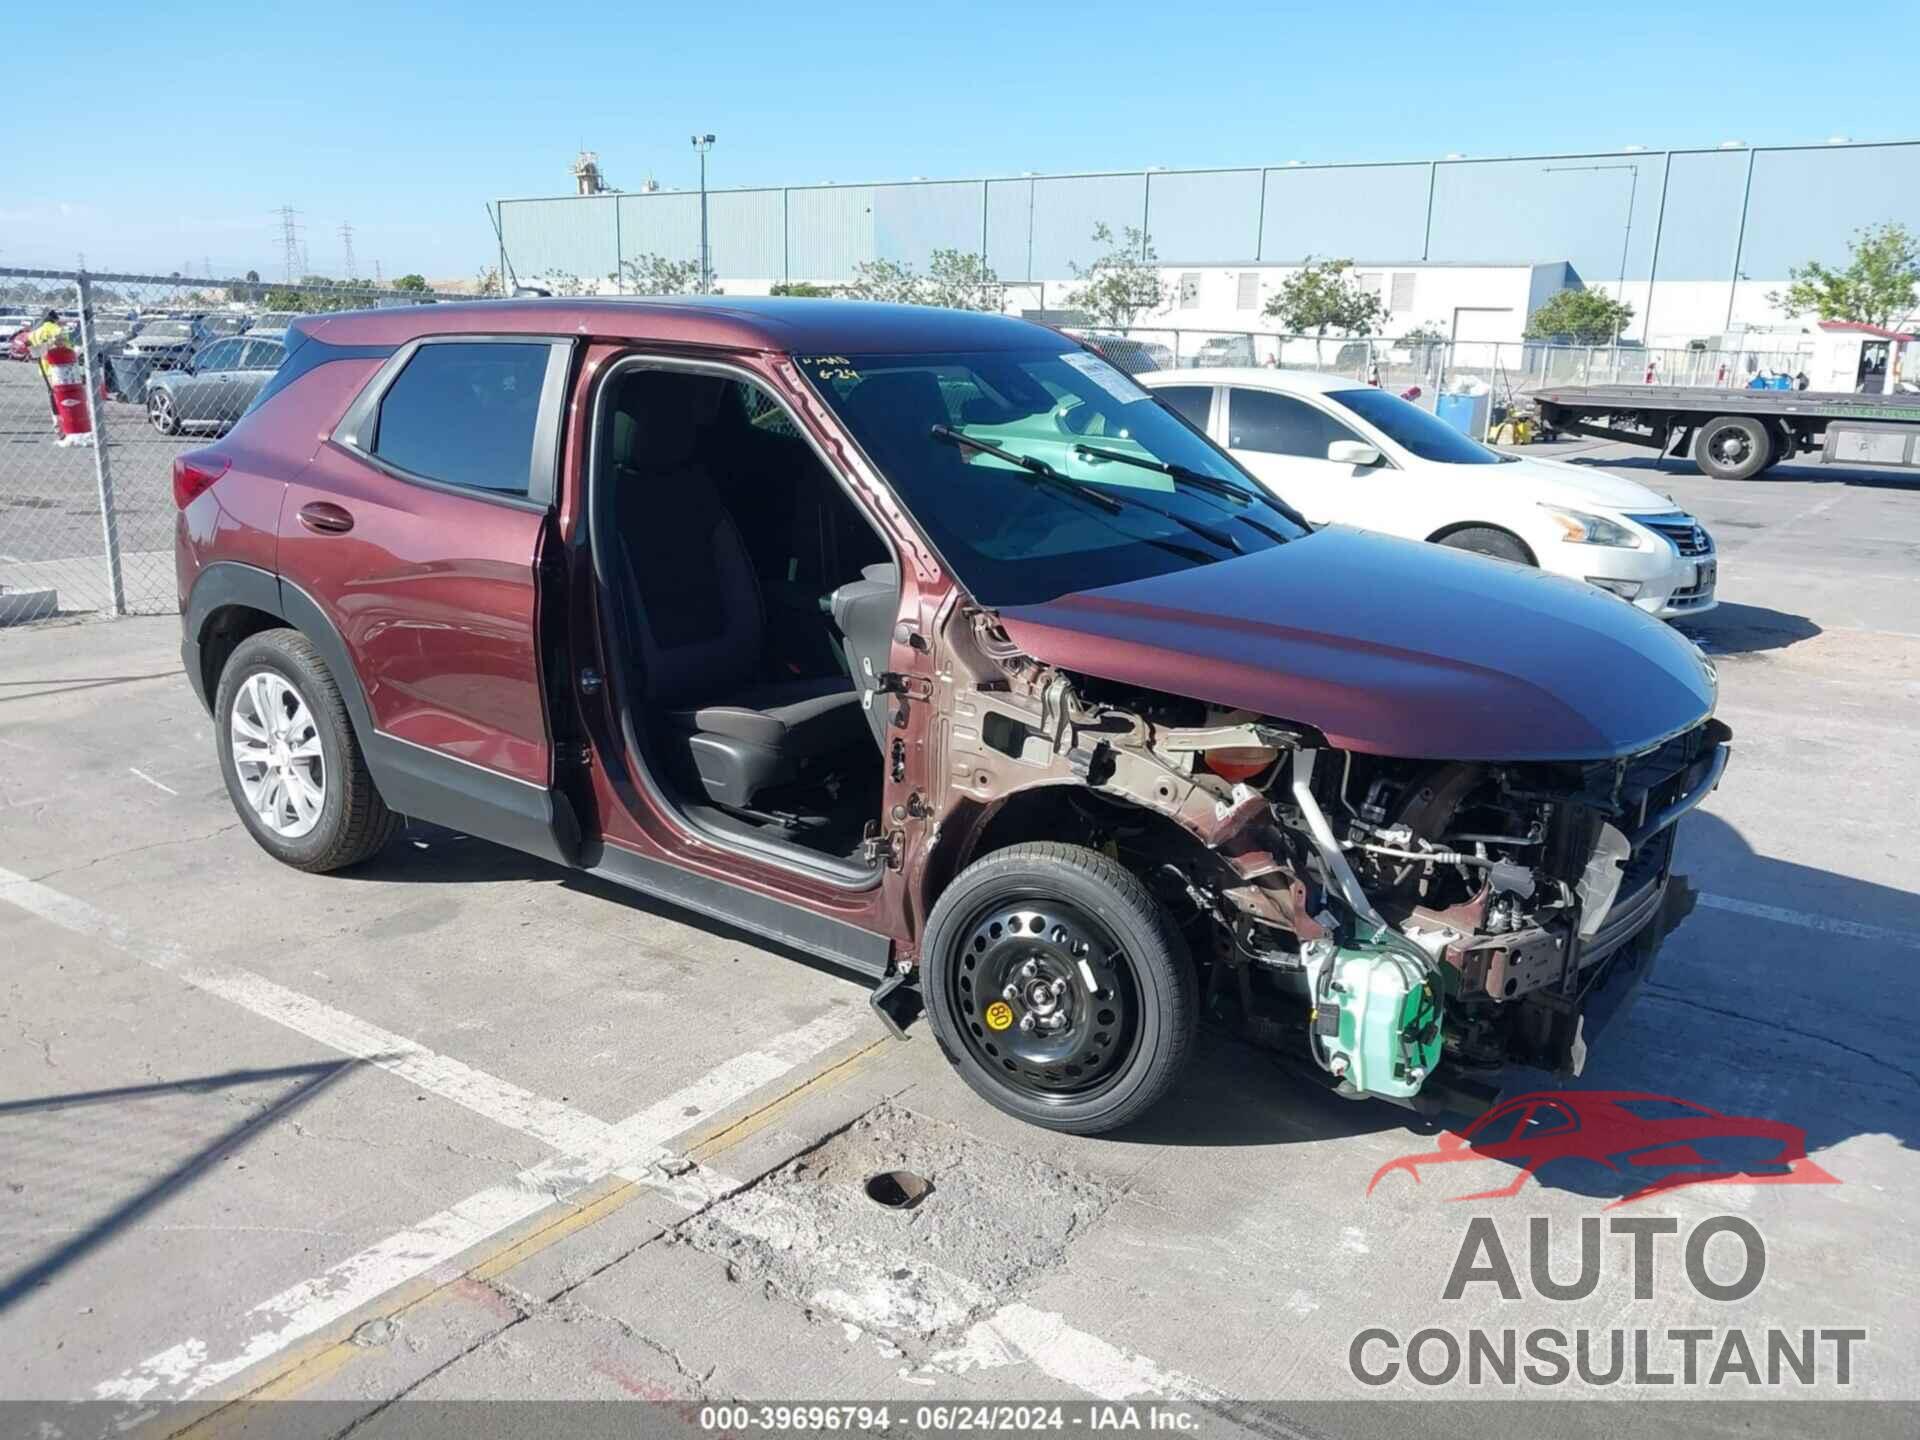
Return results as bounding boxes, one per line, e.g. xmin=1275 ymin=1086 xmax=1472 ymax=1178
xmin=1535 ymin=385 xmax=1920 ymax=480
xmin=1535 ymin=323 xmax=1920 ymax=479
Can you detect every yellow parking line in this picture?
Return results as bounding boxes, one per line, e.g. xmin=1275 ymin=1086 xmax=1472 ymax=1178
xmin=145 ymin=1034 xmax=892 ymax=1439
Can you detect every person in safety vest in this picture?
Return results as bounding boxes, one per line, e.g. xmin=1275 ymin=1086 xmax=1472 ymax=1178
xmin=28 ymin=309 xmax=72 ymax=434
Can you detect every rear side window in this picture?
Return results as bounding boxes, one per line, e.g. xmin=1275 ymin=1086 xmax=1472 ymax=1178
xmin=1227 ymin=387 xmax=1362 ymax=459
xmin=371 ymin=342 xmax=549 ymax=496
xmin=240 ymin=338 xmax=283 ymax=370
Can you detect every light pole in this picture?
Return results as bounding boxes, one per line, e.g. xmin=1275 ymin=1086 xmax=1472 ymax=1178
xmin=691 ymin=133 xmax=716 ymax=294
xmin=1543 ymin=162 xmax=1640 ymax=347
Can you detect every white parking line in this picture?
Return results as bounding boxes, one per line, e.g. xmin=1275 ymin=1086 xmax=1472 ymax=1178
xmin=1699 ymin=891 xmax=1920 ymax=949
xmin=0 ymin=864 xmax=622 ymax=1157
xmin=93 ymin=1009 xmax=863 ymax=1405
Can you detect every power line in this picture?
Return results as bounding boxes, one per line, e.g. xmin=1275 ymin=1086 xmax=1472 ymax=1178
xmin=339 ymin=222 xmax=356 ymax=282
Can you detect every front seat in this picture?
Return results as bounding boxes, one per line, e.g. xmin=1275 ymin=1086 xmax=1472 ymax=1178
xmin=610 ymin=374 xmax=866 ymax=811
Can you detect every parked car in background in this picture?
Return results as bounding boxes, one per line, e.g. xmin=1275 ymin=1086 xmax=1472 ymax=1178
xmin=114 ymin=316 xmax=225 ymax=402
xmin=1191 ymin=335 xmax=1257 ymax=368
xmin=146 ymin=334 xmax=285 ymax=436
xmin=248 ymin=310 xmax=303 ymax=336
xmin=1138 ymin=367 xmax=1717 ymax=619
xmin=1074 ymin=332 xmax=1171 ymax=374
xmin=6 ymin=322 xmax=31 ymax=362
xmin=86 ymin=314 xmax=145 ymax=398
xmin=173 ymin=298 xmax=1725 ymax=1135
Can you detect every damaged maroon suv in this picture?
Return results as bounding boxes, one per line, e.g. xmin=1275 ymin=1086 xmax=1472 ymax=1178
xmin=176 ymin=299 xmax=1729 ymax=1134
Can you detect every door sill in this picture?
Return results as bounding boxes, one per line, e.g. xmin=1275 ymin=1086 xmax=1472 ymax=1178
xmin=588 ymin=841 xmax=891 ymax=979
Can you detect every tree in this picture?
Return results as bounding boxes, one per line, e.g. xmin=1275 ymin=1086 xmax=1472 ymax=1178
xmin=1770 ymin=221 xmax=1920 ymax=328
xmin=391 ymin=273 xmax=430 ymax=293
xmin=1522 ymin=287 xmax=1636 ymax=345
xmin=1264 ymin=258 xmax=1387 ymax=359
xmin=1064 ymin=223 xmax=1165 ymax=328
xmin=923 ymin=248 xmax=1005 ymax=312
xmin=770 ymin=281 xmax=835 ymax=298
xmin=471 ymin=265 xmax=504 ymax=298
xmin=617 ymin=253 xmax=705 ymax=295
xmin=844 ymin=258 xmax=923 ymax=304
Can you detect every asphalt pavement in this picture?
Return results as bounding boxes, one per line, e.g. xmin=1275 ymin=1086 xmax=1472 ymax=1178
xmin=1 ymin=437 xmax=1917 ymax=1437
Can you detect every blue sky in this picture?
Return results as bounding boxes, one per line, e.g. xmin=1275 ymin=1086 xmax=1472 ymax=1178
xmin=2 ymin=1 xmax=1911 ymax=282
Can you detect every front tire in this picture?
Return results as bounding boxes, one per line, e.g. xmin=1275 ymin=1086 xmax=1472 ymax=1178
xmin=215 ymin=629 xmax=399 ymax=872
xmin=1436 ymin=525 xmax=1533 ymax=564
xmin=921 ymin=843 xmax=1196 ymax=1134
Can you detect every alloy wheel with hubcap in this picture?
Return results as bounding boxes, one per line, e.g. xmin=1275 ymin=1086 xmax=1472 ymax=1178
xmin=230 ymin=670 xmax=326 ymax=837
xmin=147 ymin=388 xmax=178 ymax=434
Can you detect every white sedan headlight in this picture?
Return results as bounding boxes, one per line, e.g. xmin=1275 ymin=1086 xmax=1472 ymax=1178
xmin=1540 ymin=504 xmax=1639 ymax=547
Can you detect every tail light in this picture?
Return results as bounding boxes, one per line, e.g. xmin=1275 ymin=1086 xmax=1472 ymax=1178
xmin=172 ymin=452 xmax=230 ymax=509
xmin=1203 ymin=746 xmax=1280 ymax=783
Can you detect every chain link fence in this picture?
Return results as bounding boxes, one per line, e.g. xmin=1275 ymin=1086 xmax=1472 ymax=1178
xmin=1 ymin=267 xmax=464 ymax=623
xmin=1080 ymin=325 xmax=1822 ymax=409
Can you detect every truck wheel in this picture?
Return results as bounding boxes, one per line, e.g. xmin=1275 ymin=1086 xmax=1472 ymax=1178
xmin=1693 ymin=415 xmax=1772 ymax=480
xmin=1435 ymin=526 xmax=1533 ymax=565
xmin=921 ymin=842 xmax=1196 ymax=1135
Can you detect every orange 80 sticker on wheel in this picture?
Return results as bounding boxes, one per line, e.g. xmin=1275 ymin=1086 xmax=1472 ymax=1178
xmin=984 ymin=1001 xmax=1015 ymax=1031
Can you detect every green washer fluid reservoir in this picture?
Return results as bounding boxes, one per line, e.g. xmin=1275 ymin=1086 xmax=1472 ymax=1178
xmin=1304 ymin=940 xmax=1443 ymax=1100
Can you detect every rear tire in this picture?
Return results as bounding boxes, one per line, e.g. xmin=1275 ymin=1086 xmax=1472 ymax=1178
xmin=1436 ymin=525 xmax=1533 ymax=565
xmin=1693 ymin=415 xmax=1772 ymax=480
xmin=215 ymin=628 xmax=400 ymax=873
xmin=921 ymin=842 xmax=1196 ymax=1135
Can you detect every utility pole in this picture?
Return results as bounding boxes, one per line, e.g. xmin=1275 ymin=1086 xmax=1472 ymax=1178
xmin=339 ymin=222 xmax=357 ymax=282
xmin=1542 ymin=163 xmax=1640 ymax=346
xmin=273 ymin=206 xmax=302 ymax=283
xmin=691 ymin=133 xmax=716 ymax=294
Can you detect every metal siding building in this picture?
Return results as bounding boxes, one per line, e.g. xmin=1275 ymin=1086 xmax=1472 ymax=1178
xmin=497 ymin=140 xmax=1920 ymax=342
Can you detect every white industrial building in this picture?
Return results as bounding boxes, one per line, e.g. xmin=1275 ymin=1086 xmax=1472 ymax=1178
xmin=498 ymin=140 xmax=1920 ymax=350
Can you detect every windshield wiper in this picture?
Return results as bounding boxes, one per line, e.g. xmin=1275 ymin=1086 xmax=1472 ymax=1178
xmin=1071 ymin=442 xmax=1300 ymax=541
xmin=930 ymin=424 xmax=1221 ymax=564
xmin=931 ymin=424 xmax=1121 ymax=512
xmin=1070 ymin=443 xmax=1258 ymax=504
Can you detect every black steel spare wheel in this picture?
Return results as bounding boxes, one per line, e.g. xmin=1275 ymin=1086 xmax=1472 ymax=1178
xmin=922 ymin=842 xmax=1195 ymax=1134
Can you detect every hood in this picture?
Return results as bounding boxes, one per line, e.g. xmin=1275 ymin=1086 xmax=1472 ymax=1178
xmin=995 ymin=527 xmax=1715 ymax=762
xmin=1496 ymin=454 xmax=1676 ymax=513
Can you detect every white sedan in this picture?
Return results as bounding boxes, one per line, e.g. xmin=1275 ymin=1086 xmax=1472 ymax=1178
xmin=1137 ymin=368 xmax=1717 ymax=620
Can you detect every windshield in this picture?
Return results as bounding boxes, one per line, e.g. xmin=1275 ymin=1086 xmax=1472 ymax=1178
xmin=797 ymin=347 xmax=1309 ymax=607
xmin=140 ymin=320 xmax=193 ymax=340
xmin=202 ymin=315 xmax=247 ymax=335
xmin=1324 ymin=386 xmax=1506 ymax=465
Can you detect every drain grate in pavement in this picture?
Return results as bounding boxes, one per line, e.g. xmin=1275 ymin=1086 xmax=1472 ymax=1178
xmin=682 ymin=1101 xmax=1111 ymax=1342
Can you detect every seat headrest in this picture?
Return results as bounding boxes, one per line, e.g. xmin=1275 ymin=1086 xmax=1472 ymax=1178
xmin=616 ymin=373 xmax=729 ymax=469
xmin=841 ymin=370 xmax=949 ymax=438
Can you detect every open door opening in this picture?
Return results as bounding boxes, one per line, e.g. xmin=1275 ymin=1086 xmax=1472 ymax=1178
xmin=592 ymin=363 xmax=899 ymax=878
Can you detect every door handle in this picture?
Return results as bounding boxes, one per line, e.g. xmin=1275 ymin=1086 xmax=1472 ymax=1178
xmin=297 ymin=501 xmax=354 ymax=535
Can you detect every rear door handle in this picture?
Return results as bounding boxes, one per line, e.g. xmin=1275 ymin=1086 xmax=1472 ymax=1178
xmin=297 ymin=501 xmax=354 ymax=535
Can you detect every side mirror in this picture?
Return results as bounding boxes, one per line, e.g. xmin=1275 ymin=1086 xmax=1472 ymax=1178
xmin=1327 ymin=439 xmax=1381 ymax=467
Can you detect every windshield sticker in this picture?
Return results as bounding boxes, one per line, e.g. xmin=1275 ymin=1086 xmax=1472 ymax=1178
xmin=1060 ymin=350 xmax=1148 ymax=405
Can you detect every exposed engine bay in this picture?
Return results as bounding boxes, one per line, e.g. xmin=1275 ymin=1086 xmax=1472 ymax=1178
xmin=932 ymin=610 xmax=1731 ymax=1111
